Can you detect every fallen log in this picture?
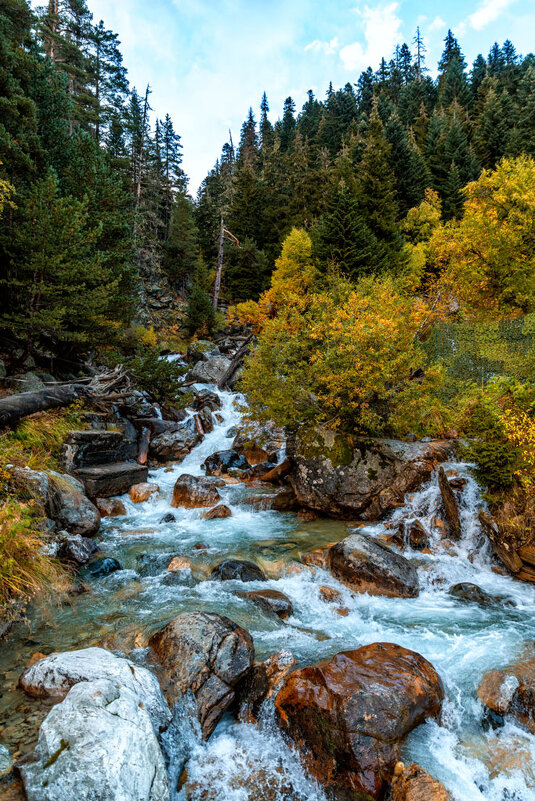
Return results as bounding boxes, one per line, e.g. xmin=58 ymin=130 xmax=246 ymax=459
xmin=0 ymin=385 xmax=90 ymax=429
xmin=217 ymin=334 xmax=253 ymax=390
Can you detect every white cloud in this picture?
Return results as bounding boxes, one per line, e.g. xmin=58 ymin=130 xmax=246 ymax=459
xmin=305 ymin=37 xmax=339 ymax=56
xmin=429 ymin=16 xmax=446 ymax=32
xmin=339 ymin=3 xmax=402 ymax=71
xmin=468 ymin=0 xmax=517 ymax=30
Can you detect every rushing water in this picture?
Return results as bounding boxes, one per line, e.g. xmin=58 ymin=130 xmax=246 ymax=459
xmin=1 ymin=387 xmax=535 ymax=800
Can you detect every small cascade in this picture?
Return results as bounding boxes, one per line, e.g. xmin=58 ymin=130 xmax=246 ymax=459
xmin=1 ymin=384 xmax=535 ymax=801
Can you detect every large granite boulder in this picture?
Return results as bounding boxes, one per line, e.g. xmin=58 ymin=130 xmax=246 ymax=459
xmin=171 ymin=474 xmax=221 ymax=508
xmin=19 ymin=647 xmax=171 ymax=733
xmin=288 ymin=430 xmax=455 ymax=520
xmin=20 ymin=679 xmax=170 ymax=801
xmin=328 ymin=532 xmax=420 ymax=598
xmin=150 ymin=422 xmax=201 ymax=462
xmin=187 ymin=356 xmax=232 ymax=384
xmin=149 ymin=611 xmax=254 ymax=739
xmin=46 ymin=471 xmax=100 ymax=536
xmin=275 ymin=643 xmax=444 ymax=800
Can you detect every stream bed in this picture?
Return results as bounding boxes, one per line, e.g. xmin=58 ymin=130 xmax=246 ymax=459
xmin=1 ymin=388 xmax=535 ymax=800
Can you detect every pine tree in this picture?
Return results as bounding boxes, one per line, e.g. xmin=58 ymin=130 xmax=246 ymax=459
xmin=186 ymin=254 xmax=216 ymax=335
xmin=443 ymin=160 xmax=464 ymax=220
xmin=437 ymin=30 xmax=470 ymax=108
xmin=279 ymin=96 xmax=296 ymax=151
xmin=356 ymin=67 xmax=374 ymax=115
xmin=473 ymin=80 xmax=512 ymax=167
xmin=164 ymin=193 xmax=199 ymax=294
xmin=315 ymin=181 xmax=380 ymax=279
xmin=88 ymin=20 xmax=128 ymax=142
xmin=385 ymin=113 xmax=430 ymax=214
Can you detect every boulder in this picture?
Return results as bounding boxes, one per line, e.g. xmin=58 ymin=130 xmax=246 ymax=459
xmin=238 ymin=650 xmax=297 ymax=723
xmin=202 ymin=504 xmax=232 ymax=520
xmin=129 ymin=482 xmax=159 ymax=503
xmin=187 ymin=356 xmax=232 ymax=385
xmin=391 ymin=762 xmax=451 ymax=801
xmin=259 ymin=457 xmax=292 ymax=484
xmin=233 ymin=422 xmax=284 ymax=466
xmin=211 ymin=559 xmax=267 ymax=582
xmin=73 ymin=462 xmax=148 ymax=498
xmin=203 ymin=449 xmax=249 ymax=476
xmin=19 ymin=647 xmax=171 ymax=732
xmin=187 ymin=340 xmax=217 ymax=363
xmin=150 ymin=425 xmax=201 ymax=462
xmin=167 ymin=556 xmax=193 ymax=572
xmin=86 ymin=556 xmax=122 ymax=578
xmin=19 ymin=680 xmax=170 ymax=801
xmin=57 ymin=534 xmax=98 ymax=566
xmin=398 ymin=519 xmax=430 ymax=551
xmin=171 ymin=474 xmax=221 ymax=508
xmin=448 ymin=583 xmax=496 ymax=605
xmin=478 ymin=511 xmax=523 ymax=573
xmin=288 ymin=430 xmax=455 ymax=520
xmin=159 ymin=513 xmax=176 ymax=524
xmin=149 ymin=611 xmax=254 ymax=739
xmin=477 ymin=650 xmax=535 ymax=732
xmin=275 ymin=643 xmax=444 ymax=800
xmin=193 ymin=388 xmax=222 ymax=411
xmin=46 ymin=471 xmax=100 ymax=537
xmin=437 ymin=467 xmax=461 ymax=540
xmin=328 ymin=532 xmax=419 ymax=598
xmin=61 ymin=430 xmax=136 ymax=473
xmin=241 ymin=589 xmax=293 ymax=619
xmin=95 ymin=498 xmax=126 ymax=517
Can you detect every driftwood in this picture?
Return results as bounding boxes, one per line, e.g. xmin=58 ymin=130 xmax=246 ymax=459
xmin=0 ymin=385 xmax=89 ymax=429
xmin=217 ymin=334 xmax=253 ymax=390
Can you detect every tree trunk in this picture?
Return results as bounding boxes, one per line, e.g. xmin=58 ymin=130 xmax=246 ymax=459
xmin=212 ymin=216 xmax=225 ymax=309
xmin=217 ymin=334 xmax=253 ymax=389
xmin=0 ymin=385 xmax=88 ymax=429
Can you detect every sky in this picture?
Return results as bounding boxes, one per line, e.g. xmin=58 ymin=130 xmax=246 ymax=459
xmin=84 ymin=0 xmax=535 ymax=193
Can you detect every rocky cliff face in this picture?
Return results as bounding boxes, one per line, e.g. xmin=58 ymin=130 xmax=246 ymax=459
xmin=288 ymin=428 xmax=456 ymax=520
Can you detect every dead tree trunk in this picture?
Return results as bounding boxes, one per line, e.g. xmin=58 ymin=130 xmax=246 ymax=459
xmin=0 ymin=385 xmax=89 ymax=429
xmin=212 ymin=216 xmax=225 ymax=310
xmin=217 ymin=334 xmax=253 ymax=389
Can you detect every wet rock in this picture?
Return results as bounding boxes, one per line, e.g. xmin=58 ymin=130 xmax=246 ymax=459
xmin=275 ymin=642 xmax=443 ymax=800
xmin=448 ymin=582 xmax=496 ymax=605
xmin=391 ymin=762 xmax=451 ymax=801
xmin=203 ymin=449 xmax=249 ymax=476
xmin=187 ymin=356 xmax=232 ymax=384
xmin=95 ymin=498 xmax=126 ymax=517
xmin=57 ymin=534 xmax=98 ymax=566
xmin=270 ymin=486 xmax=300 ymax=512
xmin=258 ymin=457 xmax=292 ymax=484
xmin=437 ymin=467 xmax=461 ymax=540
xmin=150 ymin=425 xmax=201 ymax=462
xmin=19 ymin=679 xmax=170 ymax=801
xmin=241 ymin=589 xmax=293 ymax=619
xmin=167 ymin=556 xmax=193 ymax=572
xmin=46 ymin=471 xmax=100 ymax=537
xmin=137 ymin=552 xmax=182 ymax=575
xmin=19 ymin=647 xmax=171 ymax=732
xmin=211 ymin=559 xmax=267 ymax=582
xmin=288 ymin=431 xmax=455 ymax=520
xmin=198 ymin=407 xmax=214 ymax=433
xmin=171 ymin=474 xmax=221 ymax=508
xmin=238 ymin=650 xmax=297 ymax=723
xmin=61 ymin=430 xmax=136 ymax=473
xmin=0 ymin=744 xmax=13 ymax=779
xmin=73 ymin=461 xmax=149 ymax=498
xmin=328 ymin=532 xmax=419 ymax=598
xmin=129 ymin=482 xmax=159 ymax=503
xmin=226 ymin=426 xmax=238 ymax=438
xmin=478 ymin=511 xmax=523 ymax=574
xmin=233 ymin=422 xmax=284 ymax=466
xmin=202 ymin=504 xmax=232 ymax=520
xmin=398 ymin=519 xmax=430 ymax=551
xmin=159 ymin=513 xmax=176 ymax=524
xmin=477 ymin=651 xmax=535 ymax=732
xmin=193 ymin=388 xmax=222 ymax=411
xmin=243 ymin=461 xmax=278 ymax=480
xmin=86 ymin=556 xmax=122 ymax=578
xmin=149 ymin=611 xmax=254 ymax=739
xmin=319 ymin=585 xmax=344 ymax=604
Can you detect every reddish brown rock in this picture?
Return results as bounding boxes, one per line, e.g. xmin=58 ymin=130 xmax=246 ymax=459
xmin=275 ymin=643 xmax=443 ymax=800
xmin=391 ymin=762 xmax=451 ymax=801
xmin=477 ymin=650 xmax=535 ymax=732
xmin=95 ymin=498 xmax=127 ymax=517
xmin=479 ymin=511 xmax=523 ymax=573
xmin=202 ymin=504 xmax=232 ymax=520
xmin=241 ymin=589 xmax=293 ymax=619
xmin=167 ymin=556 xmax=194 ymax=572
xmin=149 ymin=611 xmax=254 ymax=739
xmin=437 ymin=467 xmax=461 ymax=540
xmin=171 ymin=474 xmax=221 ymax=509
xmin=319 ymin=585 xmax=344 ymax=604
xmin=129 ymin=482 xmax=159 ymax=503
xmin=259 ymin=458 xmax=292 ymax=484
